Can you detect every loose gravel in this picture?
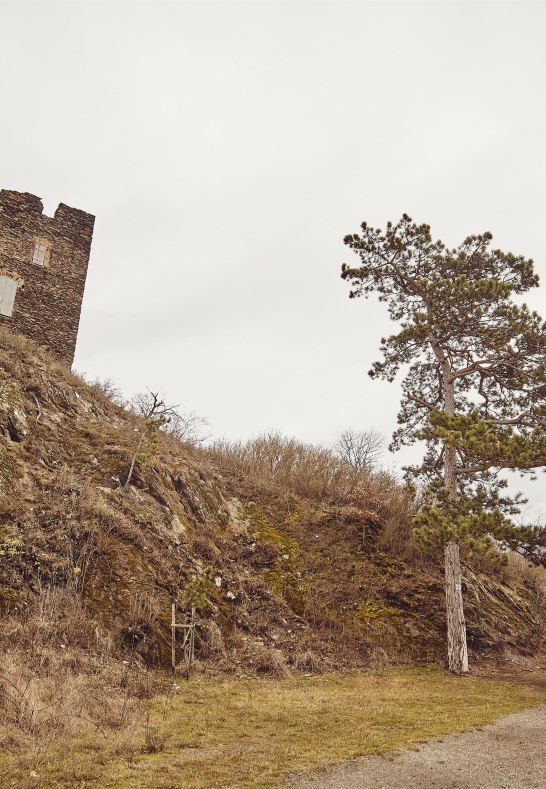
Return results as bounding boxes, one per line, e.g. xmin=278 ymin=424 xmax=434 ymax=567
xmin=285 ymin=704 xmax=546 ymax=789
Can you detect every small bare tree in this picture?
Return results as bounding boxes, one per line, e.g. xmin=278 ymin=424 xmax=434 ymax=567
xmin=129 ymin=390 xmax=178 ymax=422
xmin=124 ymin=391 xmax=179 ymax=487
xmin=334 ymin=428 xmax=384 ymax=470
xmin=124 ymin=391 xmax=209 ymax=487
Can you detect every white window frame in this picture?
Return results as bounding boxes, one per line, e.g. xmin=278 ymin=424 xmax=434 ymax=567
xmin=32 ymin=241 xmax=49 ymax=266
xmin=0 ymin=275 xmax=17 ymax=317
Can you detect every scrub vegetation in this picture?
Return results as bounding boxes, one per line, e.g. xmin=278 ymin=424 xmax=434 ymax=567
xmin=0 ymin=326 xmax=544 ymax=787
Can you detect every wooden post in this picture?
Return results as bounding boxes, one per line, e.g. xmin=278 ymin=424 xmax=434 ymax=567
xmin=171 ymin=601 xmax=176 ymax=673
xmin=186 ymin=606 xmax=196 ymax=679
xmin=171 ymin=602 xmax=196 ymax=678
xmin=191 ymin=605 xmax=195 ymax=666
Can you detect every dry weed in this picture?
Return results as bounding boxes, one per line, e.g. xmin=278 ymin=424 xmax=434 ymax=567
xmin=239 ymin=638 xmax=291 ymax=677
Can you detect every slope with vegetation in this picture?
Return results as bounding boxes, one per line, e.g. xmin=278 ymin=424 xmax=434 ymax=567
xmin=0 ymin=326 xmax=544 ymax=769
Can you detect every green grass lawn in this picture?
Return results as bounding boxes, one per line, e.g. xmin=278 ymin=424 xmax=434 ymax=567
xmin=2 ymin=667 xmax=544 ymax=789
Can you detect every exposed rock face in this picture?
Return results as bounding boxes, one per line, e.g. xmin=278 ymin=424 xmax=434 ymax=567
xmin=463 ymin=566 xmax=544 ymax=652
xmin=0 ymin=190 xmax=94 ymax=366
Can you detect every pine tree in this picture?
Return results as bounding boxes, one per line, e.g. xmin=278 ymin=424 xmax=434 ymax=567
xmin=341 ymin=215 xmax=546 ymax=673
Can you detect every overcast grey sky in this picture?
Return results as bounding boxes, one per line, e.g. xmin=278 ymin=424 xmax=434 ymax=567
xmin=1 ymin=1 xmax=545 ymax=512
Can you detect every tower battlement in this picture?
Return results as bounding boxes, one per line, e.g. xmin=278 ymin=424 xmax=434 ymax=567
xmin=0 ymin=189 xmax=95 ymax=366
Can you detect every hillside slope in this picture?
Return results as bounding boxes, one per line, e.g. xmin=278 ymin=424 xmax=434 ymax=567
xmin=0 ymin=326 xmax=544 ymax=672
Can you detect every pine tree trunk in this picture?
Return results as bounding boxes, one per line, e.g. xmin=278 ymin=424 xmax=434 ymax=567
xmin=442 ymin=375 xmax=469 ymax=674
xmin=444 ymin=540 xmax=469 ymax=674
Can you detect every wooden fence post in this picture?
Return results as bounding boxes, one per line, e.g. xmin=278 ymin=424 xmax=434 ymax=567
xmin=171 ymin=602 xmax=196 ymax=677
xmin=171 ymin=601 xmax=176 ymax=673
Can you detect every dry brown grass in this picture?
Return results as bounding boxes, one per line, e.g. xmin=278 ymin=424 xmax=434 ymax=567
xmin=1 ymin=667 xmax=544 ymax=788
xmin=0 ymin=582 xmax=173 ymax=781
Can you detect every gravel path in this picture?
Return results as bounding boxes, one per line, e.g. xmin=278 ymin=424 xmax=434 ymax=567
xmin=285 ymin=704 xmax=546 ymax=789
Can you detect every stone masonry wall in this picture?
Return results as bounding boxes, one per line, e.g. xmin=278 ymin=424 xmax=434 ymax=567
xmin=0 ymin=190 xmax=94 ymax=366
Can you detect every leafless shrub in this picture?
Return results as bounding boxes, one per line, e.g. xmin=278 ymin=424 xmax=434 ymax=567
xmin=128 ymin=390 xmax=209 ymax=444
xmin=1 ymin=584 xmax=112 ymax=662
xmin=497 ymin=550 xmax=546 ymax=591
xmin=206 ymin=433 xmax=422 ymax=560
xmin=0 ymin=584 xmax=172 ymax=766
xmin=333 ymin=427 xmax=384 ymax=470
xmin=249 ymin=643 xmax=290 ymax=677
xmin=142 ymin=711 xmax=166 ymax=753
xmin=197 ymin=620 xmax=225 ymax=658
xmin=166 ymin=410 xmax=210 ymax=446
xmin=123 ymin=390 xmax=209 ymax=486
xmin=208 ymin=432 xmax=375 ymax=503
xmin=87 ymin=376 xmax=124 ymax=405
xmin=373 ymin=477 xmax=421 ymax=559
xmin=128 ymin=390 xmax=178 ymax=421
xmin=123 ymin=391 xmax=178 ymax=486
xmin=290 ymin=650 xmax=321 ymax=672
xmin=119 ymin=594 xmax=162 ymax=658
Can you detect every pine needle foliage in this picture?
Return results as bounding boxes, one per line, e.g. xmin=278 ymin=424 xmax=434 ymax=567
xmin=341 ymin=214 xmax=545 ymax=564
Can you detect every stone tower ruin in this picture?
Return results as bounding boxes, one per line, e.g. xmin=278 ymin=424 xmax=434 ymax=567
xmin=0 ymin=190 xmax=94 ymax=366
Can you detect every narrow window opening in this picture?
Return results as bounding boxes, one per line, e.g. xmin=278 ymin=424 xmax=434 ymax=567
xmin=32 ymin=242 xmax=48 ymax=266
xmin=0 ymin=275 xmax=18 ymax=317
